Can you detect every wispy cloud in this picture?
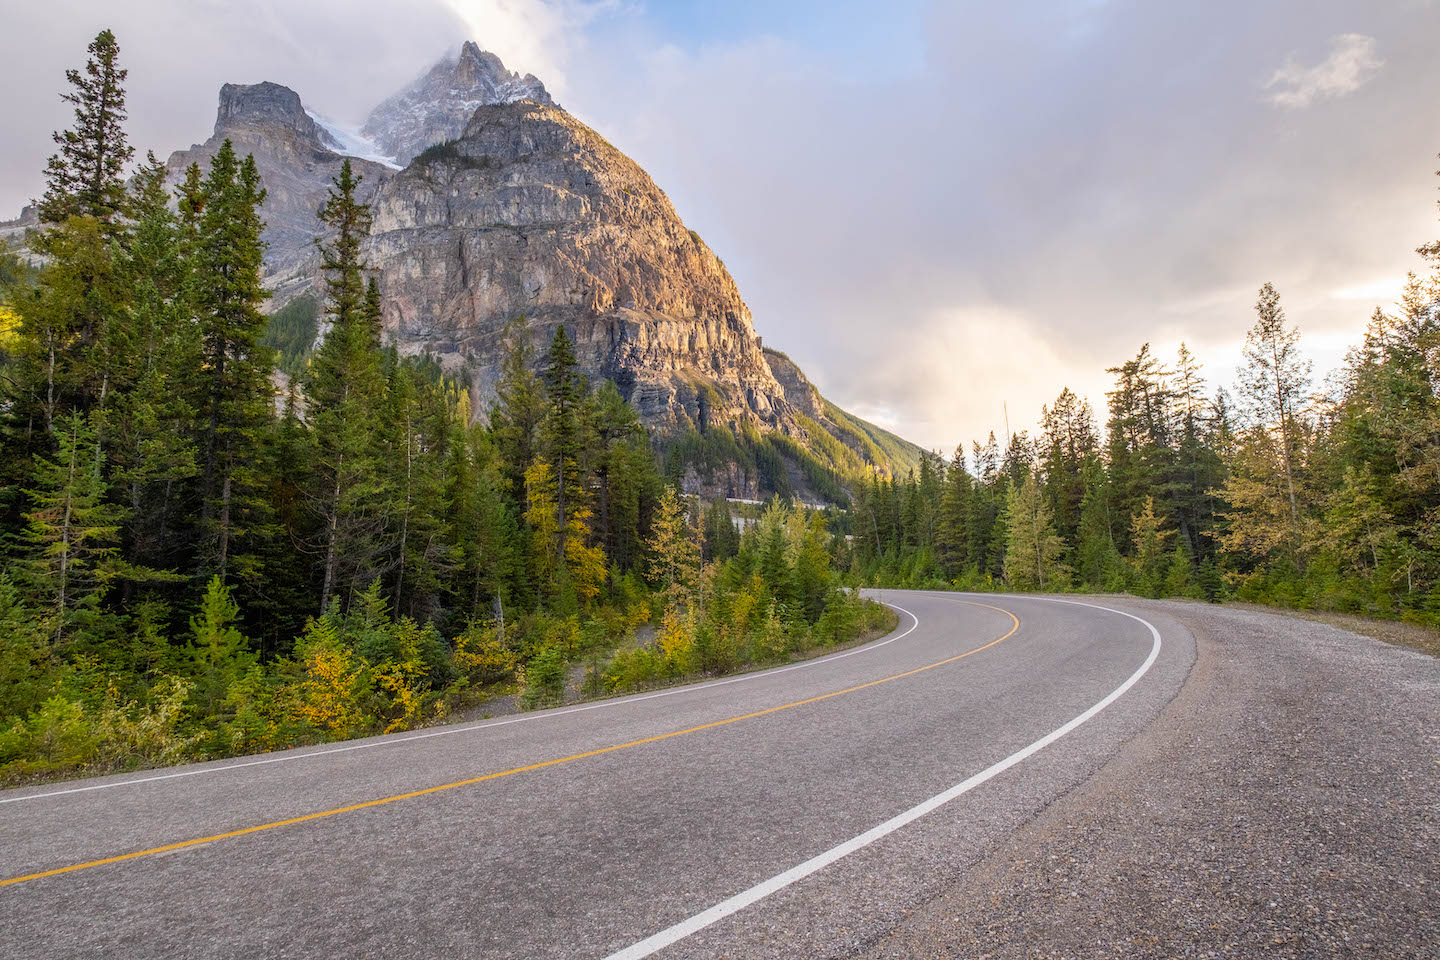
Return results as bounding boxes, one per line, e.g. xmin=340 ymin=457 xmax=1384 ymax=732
xmin=1265 ymin=33 xmax=1382 ymax=108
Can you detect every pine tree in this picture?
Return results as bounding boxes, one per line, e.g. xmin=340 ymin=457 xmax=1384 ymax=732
xmin=1129 ymin=496 xmax=1169 ymax=598
xmin=491 ymin=318 xmax=545 ymax=497
xmin=1039 ymin=387 xmax=1096 ymax=543
xmin=541 ymin=327 xmax=585 ymax=571
xmin=1003 ymin=472 xmax=1068 ymax=591
xmin=39 ymin=29 xmax=133 ymax=227
xmin=21 ymin=412 xmax=125 ymax=644
xmin=193 ymin=143 xmax=272 ymax=582
xmin=308 ymin=162 xmax=388 ymax=611
xmin=189 ymin=575 xmax=254 ymax=714
xmin=447 ymin=423 xmax=516 ymax=621
xmin=1239 ymin=283 xmax=1311 ymax=538
xmin=936 ymin=446 xmax=971 ymax=577
xmin=647 ymin=486 xmax=701 ymax=607
xmin=1076 ymin=457 xmax=1125 ymax=590
xmin=111 ymin=154 xmax=199 ymax=579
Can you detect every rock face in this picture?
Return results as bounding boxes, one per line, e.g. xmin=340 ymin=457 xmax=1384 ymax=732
xmin=367 ymin=100 xmax=787 ymax=433
xmin=164 ymin=82 xmax=393 ymax=284
xmin=125 ymin=44 xmax=926 ymax=501
xmin=362 ymin=42 xmax=554 ymax=167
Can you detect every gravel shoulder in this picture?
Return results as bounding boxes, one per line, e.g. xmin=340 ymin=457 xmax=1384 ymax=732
xmin=860 ymin=601 xmax=1440 ymax=959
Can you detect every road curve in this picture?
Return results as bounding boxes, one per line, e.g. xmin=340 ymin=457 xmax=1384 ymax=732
xmin=0 ymin=591 xmax=1220 ymax=958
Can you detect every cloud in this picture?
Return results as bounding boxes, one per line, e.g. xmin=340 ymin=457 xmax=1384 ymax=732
xmin=4 ymin=2 xmax=1439 ymax=450
xmin=1265 ymin=33 xmax=1383 ymax=108
xmin=437 ymin=0 xmax=617 ymax=100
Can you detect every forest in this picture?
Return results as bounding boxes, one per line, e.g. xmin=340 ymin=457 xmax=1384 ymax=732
xmin=851 ymin=250 xmax=1440 ymax=620
xmin=0 ymin=32 xmax=890 ymax=782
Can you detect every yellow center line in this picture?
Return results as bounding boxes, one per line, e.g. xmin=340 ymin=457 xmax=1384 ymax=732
xmin=1 ymin=600 xmax=1020 ymax=890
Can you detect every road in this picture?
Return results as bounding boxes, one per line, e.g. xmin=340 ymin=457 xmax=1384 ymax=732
xmin=0 ymin=590 xmax=1435 ymax=958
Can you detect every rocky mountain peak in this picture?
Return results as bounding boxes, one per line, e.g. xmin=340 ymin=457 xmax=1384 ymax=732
xmin=361 ymin=42 xmax=554 ymax=166
xmin=165 ymin=81 xmax=390 ymax=285
xmin=215 ymin=81 xmax=339 ymax=151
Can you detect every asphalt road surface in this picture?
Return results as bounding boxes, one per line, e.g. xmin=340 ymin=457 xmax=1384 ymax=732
xmin=1 ymin=590 xmax=1435 ymax=959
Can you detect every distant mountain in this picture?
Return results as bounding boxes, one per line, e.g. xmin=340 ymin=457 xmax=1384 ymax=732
xmin=362 ymin=41 xmax=554 ymax=166
xmin=9 ymin=43 xmax=925 ymax=503
xmin=163 ymin=81 xmax=392 ymax=288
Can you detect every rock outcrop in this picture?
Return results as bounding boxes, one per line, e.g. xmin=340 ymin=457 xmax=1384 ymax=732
xmin=366 ymin=100 xmax=787 ymax=433
xmin=164 ymin=82 xmax=393 ymax=284
xmin=362 ymin=42 xmax=553 ymax=167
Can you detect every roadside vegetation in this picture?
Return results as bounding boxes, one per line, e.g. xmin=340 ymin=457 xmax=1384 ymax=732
xmin=848 ymin=159 xmax=1440 ymax=633
xmin=0 ymin=33 xmax=891 ymax=784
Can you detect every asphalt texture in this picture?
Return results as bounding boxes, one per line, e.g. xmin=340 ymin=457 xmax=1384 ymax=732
xmin=0 ymin=591 xmax=1432 ymax=959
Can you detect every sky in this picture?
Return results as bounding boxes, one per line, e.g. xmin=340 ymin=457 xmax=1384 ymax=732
xmin=3 ymin=0 xmax=1439 ymax=450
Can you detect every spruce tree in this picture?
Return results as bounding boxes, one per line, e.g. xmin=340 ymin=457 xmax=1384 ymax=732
xmin=936 ymin=446 xmax=971 ymax=577
xmin=39 ymin=29 xmax=133 ymax=227
xmin=20 ymin=412 xmax=125 ymax=644
xmin=193 ymin=143 xmax=271 ymax=583
xmin=1003 ymin=472 xmax=1068 ymax=592
xmin=309 ymin=162 xmax=388 ymax=611
xmin=541 ymin=327 xmax=585 ymax=571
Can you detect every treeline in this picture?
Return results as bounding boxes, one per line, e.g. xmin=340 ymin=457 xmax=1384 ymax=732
xmin=854 ymin=207 xmax=1440 ymax=621
xmin=0 ymin=31 xmax=887 ymax=781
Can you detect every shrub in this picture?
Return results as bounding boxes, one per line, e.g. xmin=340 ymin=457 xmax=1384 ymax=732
xmin=519 ymin=646 xmax=567 ymax=710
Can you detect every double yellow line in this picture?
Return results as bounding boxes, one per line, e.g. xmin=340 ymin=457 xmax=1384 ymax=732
xmin=1 ymin=599 xmax=1019 ymax=889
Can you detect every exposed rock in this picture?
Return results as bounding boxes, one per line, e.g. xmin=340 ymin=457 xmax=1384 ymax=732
xmin=164 ymin=82 xmax=393 ymax=281
xmin=366 ymin=99 xmax=789 ymax=437
xmin=362 ymin=42 xmax=554 ymax=167
xmin=0 ymin=44 xmax=924 ymax=503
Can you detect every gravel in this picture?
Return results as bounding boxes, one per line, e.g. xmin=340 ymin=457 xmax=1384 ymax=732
xmin=859 ymin=601 xmax=1440 ymax=959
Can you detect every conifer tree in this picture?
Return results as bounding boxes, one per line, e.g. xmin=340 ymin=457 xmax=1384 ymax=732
xmin=491 ymin=318 xmax=545 ymax=497
xmin=936 ymin=446 xmax=971 ymax=577
xmin=541 ymin=327 xmax=585 ymax=570
xmin=39 ymin=29 xmax=133 ymax=227
xmin=193 ymin=143 xmax=271 ymax=582
xmin=112 ymin=154 xmax=199 ymax=578
xmin=647 ymin=487 xmax=700 ymax=606
xmin=309 ymin=162 xmax=388 ymax=611
xmin=21 ymin=412 xmax=125 ymax=644
xmin=1003 ymin=472 xmax=1068 ymax=591
xmin=1129 ymin=496 xmax=1169 ymax=597
xmin=1239 ymin=283 xmax=1311 ymax=532
xmin=189 ymin=576 xmax=254 ymax=714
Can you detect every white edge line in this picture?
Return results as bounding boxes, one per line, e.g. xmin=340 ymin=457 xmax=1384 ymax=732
xmin=0 ymin=603 xmax=921 ymax=805
xmin=602 ymin=595 xmax=1163 ymax=960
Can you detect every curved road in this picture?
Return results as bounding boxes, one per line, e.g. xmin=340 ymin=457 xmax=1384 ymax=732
xmin=0 ymin=591 xmax=1433 ymax=958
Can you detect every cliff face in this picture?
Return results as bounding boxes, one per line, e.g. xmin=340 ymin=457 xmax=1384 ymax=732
xmin=130 ymin=44 xmax=926 ymax=501
xmin=164 ymin=82 xmax=392 ymax=283
xmin=362 ymin=42 xmax=553 ymax=167
xmin=366 ymin=100 xmax=790 ymax=433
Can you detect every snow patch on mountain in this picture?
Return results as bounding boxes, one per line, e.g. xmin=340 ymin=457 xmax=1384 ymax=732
xmin=309 ymin=114 xmax=402 ymax=170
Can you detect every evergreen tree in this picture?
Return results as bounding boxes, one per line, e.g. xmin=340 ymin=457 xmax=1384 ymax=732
xmin=193 ymin=143 xmax=271 ymax=582
xmin=189 ymin=575 xmax=254 ymax=715
xmin=20 ymin=412 xmax=125 ymax=644
xmin=1003 ymin=472 xmax=1068 ymax=591
xmin=936 ymin=446 xmax=971 ymax=577
xmin=540 ymin=327 xmax=585 ymax=572
xmin=1238 ymin=282 xmax=1311 ymax=546
xmin=1129 ymin=496 xmax=1169 ymax=598
xmin=308 ymin=162 xmax=388 ymax=610
xmin=491 ymin=319 xmax=545 ymax=498
xmin=39 ymin=29 xmax=133 ymax=227
xmin=1075 ymin=457 xmax=1125 ymax=590
xmin=647 ymin=487 xmax=701 ymax=607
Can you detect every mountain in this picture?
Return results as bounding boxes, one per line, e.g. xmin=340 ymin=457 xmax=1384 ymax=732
xmin=362 ymin=41 xmax=554 ymax=167
xmin=12 ymin=43 xmax=923 ymax=503
xmin=362 ymin=95 xmax=923 ymax=500
xmin=163 ymin=82 xmax=393 ymax=287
